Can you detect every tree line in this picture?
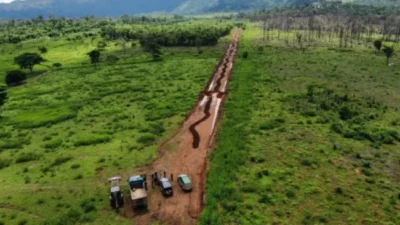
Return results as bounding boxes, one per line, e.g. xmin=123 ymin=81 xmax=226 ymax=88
xmin=0 ymin=14 xmax=195 ymax=45
xmin=100 ymin=23 xmax=233 ymax=47
xmin=243 ymin=2 xmax=400 ymax=45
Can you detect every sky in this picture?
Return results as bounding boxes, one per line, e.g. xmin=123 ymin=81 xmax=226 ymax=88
xmin=0 ymin=0 xmax=15 ymax=3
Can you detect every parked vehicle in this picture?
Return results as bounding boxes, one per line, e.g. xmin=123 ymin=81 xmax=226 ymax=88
xmin=158 ymin=177 xmax=173 ymax=196
xmin=108 ymin=176 xmax=124 ymax=209
xmin=177 ymin=174 xmax=193 ymax=192
xmin=128 ymin=175 xmax=148 ymax=209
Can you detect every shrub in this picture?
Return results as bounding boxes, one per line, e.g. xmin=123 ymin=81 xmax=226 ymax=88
xmin=242 ymin=51 xmax=249 ymax=58
xmin=80 ymin=199 xmax=97 ymax=213
xmin=335 ymin=187 xmax=343 ymax=194
xmin=148 ymin=122 xmax=165 ymax=136
xmin=339 ymin=106 xmax=357 ymax=120
xmin=24 ymin=176 xmax=31 ymax=184
xmin=18 ymin=219 xmax=28 ymax=225
xmin=137 ymin=134 xmax=156 ymax=145
xmin=286 ymin=188 xmax=296 ymax=198
xmin=301 ymin=110 xmax=317 ymax=117
xmin=16 ymin=152 xmax=40 ymax=163
xmin=0 ymin=131 xmax=11 ymax=139
xmin=0 ymin=140 xmax=24 ymax=149
xmin=97 ymin=157 xmax=106 ymax=163
xmin=70 ymin=164 xmax=80 ymax=169
xmin=50 ymin=156 xmax=72 ymax=167
xmin=5 ymin=70 xmax=26 ymax=86
xmin=259 ymin=118 xmax=285 ymax=130
xmin=74 ymin=174 xmax=83 ymax=180
xmin=300 ymin=159 xmax=312 ymax=166
xmin=0 ymin=159 xmax=11 ymax=170
xmin=38 ymin=46 xmax=48 ymax=54
xmin=74 ymin=135 xmax=111 ymax=147
xmin=43 ymin=139 xmax=62 ymax=149
xmin=53 ymin=63 xmax=62 ymax=68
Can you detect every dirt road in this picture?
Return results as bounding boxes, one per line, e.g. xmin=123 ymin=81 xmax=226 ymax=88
xmin=124 ymin=29 xmax=241 ymax=225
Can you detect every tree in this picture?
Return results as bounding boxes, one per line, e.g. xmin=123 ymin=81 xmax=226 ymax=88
xmin=373 ymin=40 xmax=382 ymax=53
xmin=141 ymin=40 xmax=162 ymax=61
xmin=38 ymin=46 xmax=48 ymax=54
xmin=5 ymin=70 xmax=27 ymax=86
xmin=14 ymin=53 xmax=45 ymax=72
xmin=382 ymin=46 xmax=395 ymax=66
xmin=53 ymin=62 xmax=62 ymax=69
xmin=87 ymin=50 xmax=101 ymax=67
xmin=0 ymin=86 xmax=7 ymax=117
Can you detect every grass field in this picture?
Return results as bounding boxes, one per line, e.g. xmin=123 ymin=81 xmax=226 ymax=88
xmin=0 ymin=29 xmax=230 ymax=225
xmin=201 ymin=25 xmax=400 ymax=225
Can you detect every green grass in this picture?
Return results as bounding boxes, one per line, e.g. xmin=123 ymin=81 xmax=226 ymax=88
xmin=0 ymin=26 xmax=231 ymax=224
xmin=201 ymin=25 xmax=400 ymax=225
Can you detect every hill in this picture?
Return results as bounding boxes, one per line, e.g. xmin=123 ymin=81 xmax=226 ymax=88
xmin=0 ymin=0 xmax=186 ymax=18
xmin=2 ymin=0 xmax=400 ymax=18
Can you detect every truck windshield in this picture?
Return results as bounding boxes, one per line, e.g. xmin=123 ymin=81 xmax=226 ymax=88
xmin=129 ymin=181 xmax=143 ymax=189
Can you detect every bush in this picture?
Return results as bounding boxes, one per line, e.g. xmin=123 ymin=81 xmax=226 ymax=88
xmin=18 ymin=219 xmax=28 ymax=225
xmin=74 ymin=174 xmax=83 ymax=180
xmin=5 ymin=70 xmax=26 ymax=86
xmin=80 ymin=199 xmax=97 ymax=213
xmin=97 ymin=157 xmax=106 ymax=163
xmin=259 ymin=118 xmax=285 ymax=130
xmin=137 ymin=134 xmax=156 ymax=145
xmin=70 ymin=164 xmax=80 ymax=169
xmin=50 ymin=156 xmax=72 ymax=167
xmin=43 ymin=139 xmax=62 ymax=149
xmin=53 ymin=63 xmax=62 ymax=68
xmin=339 ymin=106 xmax=357 ymax=120
xmin=242 ymin=51 xmax=249 ymax=58
xmin=301 ymin=110 xmax=317 ymax=117
xmin=286 ymin=188 xmax=296 ymax=198
xmin=148 ymin=122 xmax=165 ymax=136
xmin=335 ymin=187 xmax=343 ymax=194
xmin=0 ymin=159 xmax=11 ymax=170
xmin=74 ymin=135 xmax=111 ymax=147
xmin=16 ymin=152 xmax=40 ymax=163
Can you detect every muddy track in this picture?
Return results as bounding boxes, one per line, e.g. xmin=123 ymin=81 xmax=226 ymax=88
xmin=214 ymin=58 xmax=228 ymax=91
xmin=127 ymin=30 xmax=241 ymax=225
xmin=188 ymin=96 xmax=213 ymax=148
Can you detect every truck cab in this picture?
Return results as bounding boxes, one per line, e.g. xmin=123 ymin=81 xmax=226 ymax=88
xmin=128 ymin=176 xmax=148 ymax=209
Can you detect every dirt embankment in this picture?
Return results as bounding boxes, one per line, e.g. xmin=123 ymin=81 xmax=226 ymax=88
xmin=123 ymin=30 xmax=241 ymax=225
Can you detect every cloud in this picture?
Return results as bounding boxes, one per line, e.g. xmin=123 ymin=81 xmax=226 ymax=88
xmin=0 ymin=0 xmax=15 ymax=3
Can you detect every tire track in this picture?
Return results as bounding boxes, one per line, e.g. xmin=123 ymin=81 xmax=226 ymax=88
xmin=214 ymin=58 xmax=228 ymax=91
xmin=188 ymin=96 xmax=213 ymax=148
xmin=189 ymin=42 xmax=237 ymax=149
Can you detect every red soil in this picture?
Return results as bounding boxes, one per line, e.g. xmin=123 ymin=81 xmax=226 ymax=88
xmin=123 ymin=29 xmax=241 ymax=225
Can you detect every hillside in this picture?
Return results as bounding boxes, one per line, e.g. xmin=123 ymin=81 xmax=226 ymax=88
xmin=174 ymin=0 xmax=317 ymax=13
xmin=2 ymin=0 xmax=400 ymax=18
xmin=0 ymin=0 xmax=186 ymax=18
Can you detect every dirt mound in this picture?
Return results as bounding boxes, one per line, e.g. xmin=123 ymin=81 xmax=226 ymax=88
xmin=124 ymin=30 xmax=241 ymax=225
